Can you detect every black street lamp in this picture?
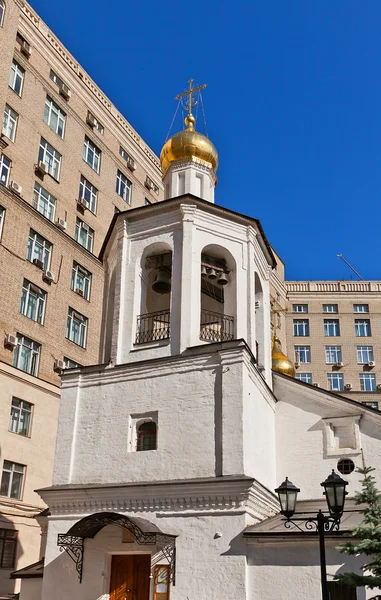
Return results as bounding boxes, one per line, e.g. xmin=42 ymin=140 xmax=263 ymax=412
xmin=275 ymin=470 xmax=348 ymax=600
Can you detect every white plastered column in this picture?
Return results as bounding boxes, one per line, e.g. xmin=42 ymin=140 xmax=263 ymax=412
xmin=179 ymin=204 xmax=201 ymax=352
xmin=163 ymin=159 xmax=216 ymax=203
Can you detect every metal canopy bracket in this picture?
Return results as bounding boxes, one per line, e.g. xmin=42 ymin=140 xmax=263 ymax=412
xmin=57 ymin=513 xmax=176 ymax=584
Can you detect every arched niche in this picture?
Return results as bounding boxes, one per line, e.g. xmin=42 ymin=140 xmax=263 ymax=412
xmin=199 ymin=244 xmax=236 ymax=343
xmin=254 ymin=272 xmax=264 ymax=366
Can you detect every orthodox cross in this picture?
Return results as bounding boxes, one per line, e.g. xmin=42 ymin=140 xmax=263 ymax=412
xmin=271 ymin=298 xmax=288 ymax=339
xmin=175 ymin=78 xmax=207 ymax=115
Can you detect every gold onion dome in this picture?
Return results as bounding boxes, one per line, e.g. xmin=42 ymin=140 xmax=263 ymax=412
xmin=272 ymin=336 xmax=296 ymax=377
xmin=160 ymin=114 xmax=218 ymax=176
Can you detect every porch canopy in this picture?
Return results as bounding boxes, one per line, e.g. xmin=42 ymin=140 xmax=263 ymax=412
xmin=57 ymin=511 xmax=176 ymax=584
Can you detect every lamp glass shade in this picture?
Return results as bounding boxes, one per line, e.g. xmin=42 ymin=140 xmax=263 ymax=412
xmin=321 ymin=470 xmax=348 ymax=517
xmin=275 ymin=478 xmax=300 ymax=518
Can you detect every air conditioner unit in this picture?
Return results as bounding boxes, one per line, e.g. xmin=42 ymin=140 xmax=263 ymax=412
xmin=59 ymin=83 xmax=71 ymax=100
xmin=377 ymin=384 xmax=381 ymax=390
xmin=29 ymin=283 xmax=41 ymax=295
xmin=75 ymin=287 xmax=84 ymax=296
xmin=86 ymin=113 xmax=96 ymax=127
xmin=335 ymin=362 xmax=344 ymax=368
xmin=81 ymin=222 xmax=89 ymax=231
xmin=77 ymin=198 xmax=88 ymax=210
xmin=54 ymin=359 xmax=65 ymax=372
xmin=56 ymin=217 xmax=67 ymax=230
xmin=33 ymin=258 xmax=44 ymax=269
xmin=10 ymin=181 xmax=22 ymax=195
xmin=35 ymin=161 xmax=46 ymax=176
xmin=368 ymin=361 xmax=376 ymax=368
xmin=294 ymin=362 xmax=300 ymax=369
xmin=0 ymin=134 xmax=9 ymax=150
xmin=20 ymin=40 xmax=31 ymax=57
xmin=4 ymin=333 xmax=17 ymax=348
xmin=344 ymin=383 xmax=353 ymax=390
xmin=42 ymin=270 xmax=54 ymax=283
xmin=126 ymin=157 xmax=136 ymax=171
xmin=145 ymin=178 xmax=154 ymax=190
xmin=72 ymin=311 xmax=84 ymax=321
xmin=312 ymin=383 xmax=319 ymax=387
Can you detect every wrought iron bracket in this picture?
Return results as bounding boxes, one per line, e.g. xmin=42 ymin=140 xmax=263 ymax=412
xmin=57 ymin=534 xmax=84 ymax=582
xmin=284 ymin=509 xmax=341 ymax=534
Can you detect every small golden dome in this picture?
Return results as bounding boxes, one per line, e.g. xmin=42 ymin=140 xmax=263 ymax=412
xmin=160 ymin=114 xmax=218 ymax=177
xmin=272 ymin=336 xmax=296 ymax=377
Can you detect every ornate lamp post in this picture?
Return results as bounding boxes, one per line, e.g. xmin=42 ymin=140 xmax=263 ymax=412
xmin=275 ymin=470 xmax=348 ymax=600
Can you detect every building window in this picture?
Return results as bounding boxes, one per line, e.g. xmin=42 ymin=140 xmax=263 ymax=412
xmin=324 ymin=319 xmax=340 ymax=337
xmin=296 ymin=373 xmax=312 ymax=384
xmin=0 ymin=0 xmax=5 ymax=27
xmin=0 ymin=205 xmax=4 ymax=239
xmin=0 ymin=529 xmax=17 ymax=568
xmin=327 ymin=373 xmax=344 ymax=391
xmin=63 ymin=357 xmax=80 ymax=369
xmin=355 ymin=319 xmax=371 ymax=337
xmin=9 ymin=398 xmax=32 ymax=436
xmin=83 ymin=136 xmax=100 ymax=173
xmin=33 ymin=183 xmax=56 ymax=221
xmin=71 ymin=262 xmax=91 ymax=300
xmin=26 ymin=229 xmax=52 ymax=270
xmin=20 ymin=279 xmax=46 ymax=324
xmin=136 ymin=421 xmax=157 ymax=451
xmin=75 ymin=218 xmax=94 ymax=252
xmin=9 ymin=60 xmax=24 ymax=96
xmin=116 ymin=170 xmax=132 ymax=204
xmin=294 ymin=346 xmax=310 ymax=363
xmin=44 ymin=96 xmax=66 ymax=138
xmin=325 ymin=346 xmax=342 ymax=364
xmin=154 ymin=565 xmax=170 ymax=600
xmin=360 ymin=373 xmax=376 ymax=392
xmin=337 ymin=458 xmax=355 ymax=475
xmin=49 ymin=69 xmax=64 ymax=89
xmin=363 ymin=401 xmax=379 ymax=410
xmin=322 ymin=304 xmax=338 ymax=313
xmin=293 ymin=319 xmax=309 ymax=336
xmin=354 ymin=304 xmax=369 ymax=313
xmin=38 ymin=138 xmax=61 ymax=180
xmin=0 ymin=461 xmax=24 ymax=500
xmin=78 ymin=176 xmax=97 ymax=213
xmin=13 ymin=334 xmax=41 ymax=376
xmin=0 ymin=154 xmax=11 ymax=186
xmin=357 ymin=346 xmax=374 ymax=364
xmin=66 ymin=308 xmax=87 ymax=347
xmin=2 ymin=105 xmax=18 ymax=142
xmin=292 ymin=304 xmax=308 ymax=313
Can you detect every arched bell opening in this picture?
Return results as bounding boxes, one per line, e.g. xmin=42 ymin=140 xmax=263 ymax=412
xmin=199 ymin=244 xmax=236 ymax=343
xmin=135 ymin=244 xmax=173 ymax=344
xmin=254 ymin=272 xmax=264 ymax=366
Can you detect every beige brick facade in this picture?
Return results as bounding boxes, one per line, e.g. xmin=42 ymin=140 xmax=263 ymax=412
xmin=285 ymin=281 xmax=381 ymax=408
xmin=0 ymin=0 xmax=163 ymax=594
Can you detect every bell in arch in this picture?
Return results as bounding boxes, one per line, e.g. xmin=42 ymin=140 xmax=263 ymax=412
xmin=152 ymin=269 xmax=171 ymax=294
xmin=217 ymin=272 xmax=228 ymax=286
xmin=208 ymin=268 xmax=217 ymax=280
xmin=201 ymin=265 xmax=208 ymax=277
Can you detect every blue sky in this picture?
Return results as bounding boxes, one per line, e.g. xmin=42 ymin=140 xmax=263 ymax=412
xmin=30 ymin=0 xmax=381 ymax=280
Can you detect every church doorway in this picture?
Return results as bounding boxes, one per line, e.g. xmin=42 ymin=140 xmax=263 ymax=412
xmin=109 ymin=554 xmax=151 ymax=600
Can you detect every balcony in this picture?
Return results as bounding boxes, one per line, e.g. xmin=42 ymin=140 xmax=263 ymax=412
xmin=200 ymin=309 xmax=234 ymax=343
xmin=135 ymin=309 xmax=170 ymax=344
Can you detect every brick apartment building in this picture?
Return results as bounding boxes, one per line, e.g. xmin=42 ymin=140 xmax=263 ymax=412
xmin=0 ymin=0 xmax=163 ymax=595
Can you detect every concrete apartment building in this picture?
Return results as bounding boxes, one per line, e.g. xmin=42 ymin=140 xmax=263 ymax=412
xmin=0 ymin=0 xmax=163 ymax=595
xmin=285 ymin=280 xmax=381 ymax=408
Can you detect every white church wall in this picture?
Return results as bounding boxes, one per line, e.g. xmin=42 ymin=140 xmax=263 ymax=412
xmin=41 ymin=511 xmax=247 ymax=600
xmin=274 ymin=374 xmax=381 ymax=498
xmin=19 ymin=578 xmax=42 ymax=600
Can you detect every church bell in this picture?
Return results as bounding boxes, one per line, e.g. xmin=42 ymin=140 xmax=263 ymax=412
xmin=217 ymin=272 xmax=228 ymax=286
xmin=201 ymin=265 xmax=208 ymax=277
xmin=152 ymin=269 xmax=171 ymax=294
xmin=208 ymin=268 xmax=217 ymax=280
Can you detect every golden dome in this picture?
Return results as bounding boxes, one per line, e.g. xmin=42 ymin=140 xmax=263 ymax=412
xmin=160 ymin=114 xmax=218 ymax=177
xmin=272 ymin=336 xmax=296 ymax=377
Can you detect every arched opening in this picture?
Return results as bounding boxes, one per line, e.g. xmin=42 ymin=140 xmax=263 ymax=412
xmin=137 ymin=421 xmax=157 ymax=451
xmin=135 ymin=243 xmax=172 ymax=344
xmin=0 ymin=1 xmax=5 ymax=27
xmin=254 ymin=273 xmax=264 ymax=366
xmin=199 ymin=244 xmax=236 ymax=342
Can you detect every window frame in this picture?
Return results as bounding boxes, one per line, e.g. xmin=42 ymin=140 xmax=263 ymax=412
xmin=355 ymin=319 xmax=371 ymax=337
xmin=13 ymin=334 xmax=41 ymax=376
xmin=9 ymin=60 xmax=25 ymax=96
xmin=324 ymin=319 xmax=340 ymax=337
xmin=292 ymin=304 xmax=308 ymax=313
xmin=357 ymin=345 xmax=374 ymax=364
xmin=136 ymin=420 xmax=157 ymax=452
xmin=353 ymin=304 xmax=369 ymax=313
xmin=293 ymin=319 xmax=309 ymax=337
xmin=294 ymin=345 xmax=311 ymax=364
xmin=33 ymin=183 xmax=56 ymax=221
xmin=296 ymin=373 xmax=313 ymax=384
xmin=325 ymin=346 xmax=342 ymax=364
xmin=44 ymin=96 xmax=66 ymax=138
xmin=322 ymin=304 xmax=338 ymax=313
xmin=66 ymin=307 xmax=88 ymax=348
xmin=20 ymin=279 xmax=46 ymax=324
xmin=9 ymin=397 xmax=33 ymax=437
xmin=63 ymin=357 xmax=80 ymax=369
xmin=0 ymin=528 xmax=18 ymax=569
xmin=0 ymin=205 xmax=5 ymax=240
xmin=0 ymin=460 xmax=25 ymax=500
xmin=75 ymin=218 xmax=94 ymax=252
xmin=116 ymin=170 xmax=132 ymax=205
xmin=78 ymin=175 xmax=97 ymax=214
xmin=83 ymin=136 xmax=101 ymax=173
xmin=38 ymin=137 xmax=62 ymax=181
xmin=327 ymin=373 xmax=344 ymax=391
xmin=71 ymin=261 xmax=91 ymax=300
xmin=0 ymin=0 xmax=5 ymax=27
xmin=359 ymin=373 xmax=376 ymax=392
xmin=26 ymin=229 xmax=52 ymax=270
xmin=2 ymin=104 xmax=18 ymax=142
xmin=0 ymin=154 xmax=11 ymax=186
xmin=153 ymin=564 xmax=170 ymax=600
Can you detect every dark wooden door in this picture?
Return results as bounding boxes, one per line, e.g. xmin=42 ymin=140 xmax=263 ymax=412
xmin=110 ymin=554 xmax=150 ymax=600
